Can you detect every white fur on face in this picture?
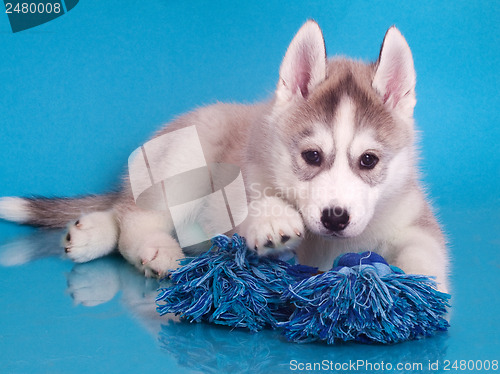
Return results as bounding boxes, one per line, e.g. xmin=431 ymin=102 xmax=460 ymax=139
xmin=295 ymin=98 xmax=382 ymax=238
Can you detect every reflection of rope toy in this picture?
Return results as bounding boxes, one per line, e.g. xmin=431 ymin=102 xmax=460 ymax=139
xmin=156 ymin=234 xmax=450 ymax=344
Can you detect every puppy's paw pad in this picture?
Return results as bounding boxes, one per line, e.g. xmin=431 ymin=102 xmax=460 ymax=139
xmin=62 ymin=212 xmax=117 ymax=263
xmin=63 ymin=227 xmax=90 ymax=262
xmin=241 ymin=198 xmax=304 ymax=255
xmin=142 ymin=250 xmax=183 ymax=278
xmin=137 ymin=233 xmax=184 ymax=278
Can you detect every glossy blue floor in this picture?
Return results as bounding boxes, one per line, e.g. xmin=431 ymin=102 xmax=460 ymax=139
xmin=0 ymin=1 xmax=498 ymax=373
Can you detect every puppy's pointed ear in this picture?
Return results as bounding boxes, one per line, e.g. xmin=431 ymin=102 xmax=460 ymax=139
xmin=276 ymin=20 xmax=327 ymax=102
xmin=373 ymin=27 xmax=416 ymax=118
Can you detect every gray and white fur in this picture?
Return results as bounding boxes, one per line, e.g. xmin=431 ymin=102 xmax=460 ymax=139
xmin=0 ymin=21 xmax=449 ymax=292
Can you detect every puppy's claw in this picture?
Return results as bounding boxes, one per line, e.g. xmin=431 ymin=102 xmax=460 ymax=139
xmin=278 ymin=229 xmax=291 ymax=243
xmin=264 ymin=239 xmax=275 ymax=248
xmin=294 ymin=229 xmax=302 ymax=237
xmin=280 ymin=235 xmax=291 ymax=244
xmin=147 ymin=269 xmax=160 ymax=277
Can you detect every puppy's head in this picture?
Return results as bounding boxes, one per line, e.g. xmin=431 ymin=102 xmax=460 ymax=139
xmin=270 ymin=22 xmax=417 ymax=238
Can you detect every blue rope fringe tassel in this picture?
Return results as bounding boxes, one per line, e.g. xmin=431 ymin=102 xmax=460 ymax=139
xmin=156 ymin=234 xmax=316 ymax=332
xmin=157 ymin=236 xmax=450 ymax=343
xmin=280 ymin=251 xmax=450 ymax=344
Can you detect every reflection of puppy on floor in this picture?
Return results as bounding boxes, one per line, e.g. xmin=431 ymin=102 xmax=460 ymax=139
xmin=0 ymin=229 xmax=64 ymax=267
xmin=0 ymin=230 xmax=449 ymax=374
xmin=67 ymin=257 xmax=166 ymax=333
xmin=0 ymin=230 xmax=165 ymax=334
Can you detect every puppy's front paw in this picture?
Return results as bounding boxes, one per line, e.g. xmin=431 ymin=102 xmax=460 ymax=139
xmin=241 ymin=197 xmax=304 ymax=256
xmin=63 ymin=211 xmax=118 ymax=263
xmin=137 ymin=232 xmax=184 ymax=278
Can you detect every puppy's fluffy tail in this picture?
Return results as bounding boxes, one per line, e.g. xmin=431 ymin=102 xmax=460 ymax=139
xmin=0 ymin=193 xmax=119 ymax=228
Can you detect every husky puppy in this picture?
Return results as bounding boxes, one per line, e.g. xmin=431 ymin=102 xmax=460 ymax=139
xmin=0 ymin=21 xmax=449 ymax=292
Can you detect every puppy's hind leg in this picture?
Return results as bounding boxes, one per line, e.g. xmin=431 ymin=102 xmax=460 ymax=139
xmin=63 ymin=210 xmax=119 ymax=263
xmin=117 ymin=209 xmax=184 ymax=278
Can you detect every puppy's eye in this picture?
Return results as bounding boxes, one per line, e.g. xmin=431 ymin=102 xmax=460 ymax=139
xmin=302 ymin=150 xmax=322 ymax=166
xmin=359 ymin=153 xmax=379 ymax=169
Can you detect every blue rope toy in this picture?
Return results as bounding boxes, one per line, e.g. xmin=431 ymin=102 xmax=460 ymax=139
xmin=156 ymin=234 xmax=450 ymax=344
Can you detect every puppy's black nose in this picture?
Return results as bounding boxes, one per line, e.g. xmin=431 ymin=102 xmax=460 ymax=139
xmin=321 ymin=208 xmax=350 ymax=232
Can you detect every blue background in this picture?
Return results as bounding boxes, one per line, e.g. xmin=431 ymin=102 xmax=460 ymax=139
xmin=0 ymin=1 xmax=498 ymax=373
